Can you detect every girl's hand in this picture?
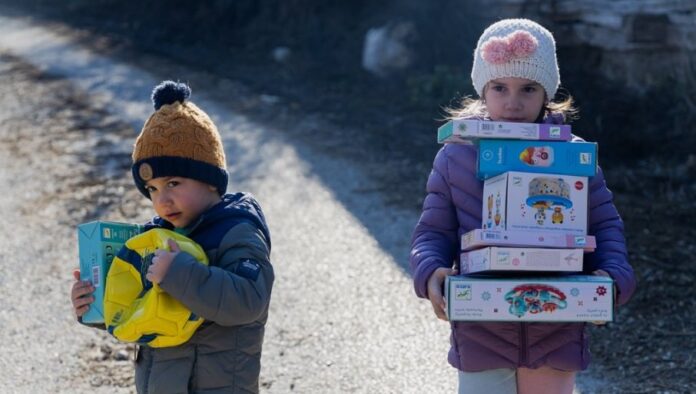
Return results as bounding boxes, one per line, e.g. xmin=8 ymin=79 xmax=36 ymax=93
xmin=592 ymin=269 xmax=615 ymax=326
xmin=70 ymin=269 xmax=94 ymax=318
xmin=146 ymin=239 xmax=180 ymax=284
xmin=427 ymin=267 xmax=458 ymax=321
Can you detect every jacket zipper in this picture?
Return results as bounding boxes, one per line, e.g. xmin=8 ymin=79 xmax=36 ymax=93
xmin=519 ymin=322 xmax=527 ymax=366
xmin=144 ymin=347 xmax=153 ymax=394
xmin=190 ymin=345 xmax=198 ymax=391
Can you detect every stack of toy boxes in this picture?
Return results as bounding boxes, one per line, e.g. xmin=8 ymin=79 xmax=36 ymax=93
xmin=439 ymin=120 xmax=614 ymax=322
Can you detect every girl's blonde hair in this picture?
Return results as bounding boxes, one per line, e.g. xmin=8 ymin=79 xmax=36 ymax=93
xmin=444 ymin=89 xmax=577 ymax=123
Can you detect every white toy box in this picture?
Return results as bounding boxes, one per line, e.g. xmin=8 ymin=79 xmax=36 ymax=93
xmin=461 ymin=229 xmax=596 ymax=252
xmin=460 ymin=247 xmax=584 ymax=274
xmin=482 ymin=171 xmax=588 ymax=236
xmin=77 ymin=221 xmax=142 ymax=324
xmin=446 ymin=275 xmax=614 ymax=322
xmin=438 ymin=119 xmax=571 ymax=144
xmin=477 ymin=139 xmax=598 ymax=179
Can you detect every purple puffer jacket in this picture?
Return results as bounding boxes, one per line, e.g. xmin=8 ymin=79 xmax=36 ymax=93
xmin=410 ymin=124 xmax=636 ymax=372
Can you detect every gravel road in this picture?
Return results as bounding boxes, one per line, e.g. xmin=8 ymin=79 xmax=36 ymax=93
xmin=0 ymin=13 xmax=607 ymax=394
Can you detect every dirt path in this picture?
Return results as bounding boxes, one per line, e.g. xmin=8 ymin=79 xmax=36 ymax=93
xmin=0 ymin=52 xmax=141 ymax=392
xmin=0 ymin=18 xmax=455 ymax=393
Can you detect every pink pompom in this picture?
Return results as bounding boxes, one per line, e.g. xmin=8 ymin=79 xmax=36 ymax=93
xmin=481 ymin=37 xmax=511 ymax=64
xmin=480 ymin=29 xmax=538 ymax=65
xmin=508 ymin=31 xmax=538 ymax=57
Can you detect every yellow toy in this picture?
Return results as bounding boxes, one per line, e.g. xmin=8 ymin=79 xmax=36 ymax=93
xmin=104 ymin=228 xmax=208 ymax=347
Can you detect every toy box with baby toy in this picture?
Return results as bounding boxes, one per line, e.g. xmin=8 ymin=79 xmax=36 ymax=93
xmin=477 ymin=139 xmax=597 ymax=179
xmin=481 ymin=171 xmax=589 ymax=235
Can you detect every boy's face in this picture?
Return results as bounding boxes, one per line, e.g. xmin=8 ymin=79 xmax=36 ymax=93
xmin=145 ymin=177 xmax=221 ymax=228
xmin=483 ymin=77 xmax=546 ymax=123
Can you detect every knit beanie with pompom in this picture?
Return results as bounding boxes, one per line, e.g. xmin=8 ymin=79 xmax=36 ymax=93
xmin=132 ymin=81 xmax=228 ymax=199
xmin=471 ymin=18 xmax=560 ymax=99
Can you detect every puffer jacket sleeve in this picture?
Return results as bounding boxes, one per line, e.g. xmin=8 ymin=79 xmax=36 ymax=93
xmin=584 ymin=165 xmax=636 ymax=306
xmin=160 ymin=222 xmax=274 ymax=326
xmin=410 ymin=146 xmax=459 ymax=298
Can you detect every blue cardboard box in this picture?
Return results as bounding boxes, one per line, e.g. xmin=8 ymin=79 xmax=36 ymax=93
xmin=77 ymin=221 xmax=141 ymax=324
xmin=477 ymin=140 xmax=598 ymax=179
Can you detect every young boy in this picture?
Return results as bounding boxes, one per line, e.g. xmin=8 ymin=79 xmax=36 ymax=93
xmin=70 ymin=81 xmax=274 ymax=393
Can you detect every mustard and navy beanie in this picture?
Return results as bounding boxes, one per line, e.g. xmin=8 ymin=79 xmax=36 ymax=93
xmin=132 ymin=81 xmax=228 ymax=199
xmin=471 ymin=18 xmax=560 ymax=98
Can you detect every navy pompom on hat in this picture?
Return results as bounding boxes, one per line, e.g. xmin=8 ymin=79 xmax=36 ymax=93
xmin=132 ymin=81 xmax=228 ymax=198
xmin=151 ymin=80 xmax=191 ymax=110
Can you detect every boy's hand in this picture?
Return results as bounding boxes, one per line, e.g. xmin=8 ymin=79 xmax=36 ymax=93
xmin=146 ymin=239 xmax=180 ymax=284
xmin=427 ymin=267 xmax=458 ymax=321
xmin=70 ymin=269 xmax=95 ymax=318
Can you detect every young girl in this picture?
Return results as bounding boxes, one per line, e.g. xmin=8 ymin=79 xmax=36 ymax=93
xmin=409 ymin=19 xmax=636 ymax=394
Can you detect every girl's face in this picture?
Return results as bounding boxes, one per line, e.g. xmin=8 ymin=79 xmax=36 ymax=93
xmin=145 ymin=176 xmax=221 ymax=229
xmin=483 ymin=77 xmax=546 ymax=123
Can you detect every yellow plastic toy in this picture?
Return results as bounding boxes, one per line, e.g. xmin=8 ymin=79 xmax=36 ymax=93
xmin=104 ymin=228 xmax=208 ymax=347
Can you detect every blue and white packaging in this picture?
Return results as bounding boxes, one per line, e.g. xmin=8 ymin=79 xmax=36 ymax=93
xmin=477 ymin=139 xmax=598 ymax=179
xmin=77 ymin=221 xmax=141 ymax=324
xmin=482 ymin=171 xmax=589 ymax=236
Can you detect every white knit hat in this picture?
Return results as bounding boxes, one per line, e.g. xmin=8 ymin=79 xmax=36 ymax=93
xmin=471 ymin=18 xmax=559 ymax=98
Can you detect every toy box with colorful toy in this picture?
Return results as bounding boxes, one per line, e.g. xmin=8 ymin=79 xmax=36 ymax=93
xmin=481 ymin=171 xmax=589 ymax=235
xmin=445 ymin=275 xmax=614 ymax=322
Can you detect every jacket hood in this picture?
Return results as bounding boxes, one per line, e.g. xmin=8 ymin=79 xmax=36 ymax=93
xmin=146 ymin=192 xmax=271 ymax=251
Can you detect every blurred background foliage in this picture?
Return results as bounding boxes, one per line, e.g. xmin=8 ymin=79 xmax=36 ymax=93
xmin=3 ymin=0 xmax=695 ymax=166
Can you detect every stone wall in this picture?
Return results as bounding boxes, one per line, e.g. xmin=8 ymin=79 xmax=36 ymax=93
xmin=489 ymin=0 xmax=696 ymax=89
